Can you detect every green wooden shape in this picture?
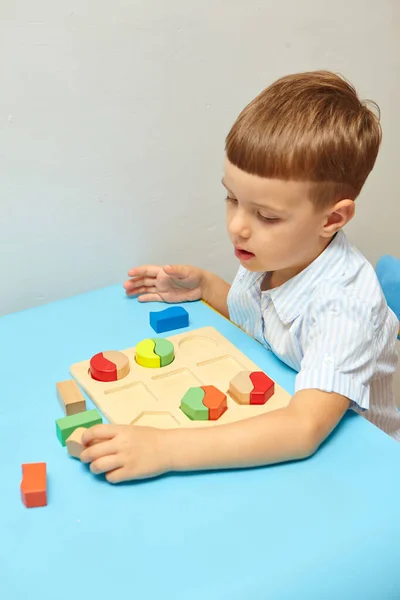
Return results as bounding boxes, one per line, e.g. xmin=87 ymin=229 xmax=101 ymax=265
xmin=180 ymin=387 xmax=208 ymax=421
xmin=136 ymin=339 xmax=160 ymax=368
xmin=56 ymin=409 xmax=103 ymax=446
xmin=152 ymin=338 xmax=175 ymax=367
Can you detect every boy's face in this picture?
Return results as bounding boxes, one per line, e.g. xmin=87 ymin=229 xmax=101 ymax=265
xmin=223 ymin=158 xmax=338 ymax=281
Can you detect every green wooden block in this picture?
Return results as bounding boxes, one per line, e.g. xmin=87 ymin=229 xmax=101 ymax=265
xmin=56 ymin=409 xmax=102 ymax=446
xmin=180 ymin=387 xmax=208 ymax=421
xmin=152 ymin=338 xmax=175 ymax=367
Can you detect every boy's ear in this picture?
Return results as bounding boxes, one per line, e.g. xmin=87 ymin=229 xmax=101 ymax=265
xmin=321 ymin=199 xmax=355 ymax=237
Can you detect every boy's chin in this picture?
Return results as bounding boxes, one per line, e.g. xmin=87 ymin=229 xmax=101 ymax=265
xmin=240 ymin=258 xmax=267 ymax=272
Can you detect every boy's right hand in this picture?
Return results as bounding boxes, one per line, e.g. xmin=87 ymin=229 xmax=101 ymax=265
xmin=123 ymin=264 xmax=204 ymax=303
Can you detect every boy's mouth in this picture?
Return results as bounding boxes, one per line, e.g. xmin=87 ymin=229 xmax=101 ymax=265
xmin=234 ymin=246 xmax=255 ymax=261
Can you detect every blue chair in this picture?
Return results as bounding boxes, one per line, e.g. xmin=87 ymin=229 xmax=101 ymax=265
xmin=376 ymin=255 xmax=400 ymax=340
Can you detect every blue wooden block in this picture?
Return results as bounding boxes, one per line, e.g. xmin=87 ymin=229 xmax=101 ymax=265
xmin=149 ymin=306 xmax=189 ymax=334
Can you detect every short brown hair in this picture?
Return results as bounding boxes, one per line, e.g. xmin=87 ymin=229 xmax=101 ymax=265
xmin=225 ymin=70 xmax=382 ymax=209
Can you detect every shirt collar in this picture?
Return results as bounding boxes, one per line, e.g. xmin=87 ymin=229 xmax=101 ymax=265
xmin=265 ymin=230 xmax=349 ymax=325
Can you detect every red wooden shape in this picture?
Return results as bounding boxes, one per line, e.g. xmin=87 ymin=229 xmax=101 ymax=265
xmin=249 ymin=371 xmax=275 ymax=405
xmin=90 ymin=352 xmax=117 ymax=382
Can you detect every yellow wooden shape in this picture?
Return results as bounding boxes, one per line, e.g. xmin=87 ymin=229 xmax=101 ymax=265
xmin=135 ymin=339 xmax=160 ymax=368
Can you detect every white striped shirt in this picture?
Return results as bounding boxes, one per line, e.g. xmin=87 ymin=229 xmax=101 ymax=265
xmin=227 ymin=230 xmax=400 ymax=440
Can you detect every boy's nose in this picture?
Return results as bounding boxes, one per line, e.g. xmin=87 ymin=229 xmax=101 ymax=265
xmin=228 ymin=211 xmax=251 ymax=239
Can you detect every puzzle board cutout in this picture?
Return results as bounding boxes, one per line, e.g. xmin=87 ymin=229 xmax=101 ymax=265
xmin=70 ymin=326 xmax=292 ymax=428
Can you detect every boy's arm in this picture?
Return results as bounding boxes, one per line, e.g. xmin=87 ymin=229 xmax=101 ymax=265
xmin=201 ymin=270 xmax=231 ymax=319
xmin=166 ymin=389 xmax=349 ymax=471
xmin=80 ymin=389 xmax=349 ymax=482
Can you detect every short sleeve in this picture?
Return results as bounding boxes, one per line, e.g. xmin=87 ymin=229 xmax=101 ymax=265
xmin=295 ymin=291 xmax=377 ymax=410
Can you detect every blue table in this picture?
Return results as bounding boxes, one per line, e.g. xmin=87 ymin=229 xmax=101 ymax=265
xmin=1 ymin=285 xmax=400 ymax=600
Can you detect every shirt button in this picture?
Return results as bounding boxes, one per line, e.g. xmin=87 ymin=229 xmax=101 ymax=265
xmin=324 ymin=356 xmax=334 ymax=365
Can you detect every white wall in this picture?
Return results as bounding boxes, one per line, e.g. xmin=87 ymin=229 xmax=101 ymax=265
xmin=1 ymin=0 xmax=399 ymax=317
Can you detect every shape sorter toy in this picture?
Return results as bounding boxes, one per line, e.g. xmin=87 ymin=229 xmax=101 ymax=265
xmin=69 ymin=326 xmax=292 ymax=429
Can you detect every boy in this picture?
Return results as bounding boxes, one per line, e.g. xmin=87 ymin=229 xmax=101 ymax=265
xmin=81 ymin=70 xmax=400 ymax=483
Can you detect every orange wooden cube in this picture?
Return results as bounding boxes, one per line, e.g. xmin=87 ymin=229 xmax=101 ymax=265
xmin=20 ymin=463 xmax=47 ymax=508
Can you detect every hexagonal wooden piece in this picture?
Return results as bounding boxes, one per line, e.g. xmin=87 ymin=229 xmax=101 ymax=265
xmin=229 ymin=371 xmax=253 ymax=405
xmin=249 ymin=371 xmax=275 ymax=405
xmin=180 ymin=387 xmax=208 ymax=420
xmin=202 ymin=385 xmax=227 ymax=420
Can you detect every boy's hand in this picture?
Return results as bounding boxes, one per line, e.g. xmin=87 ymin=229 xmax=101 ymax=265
xmin=123 ymin=264 xmax=204 ymax=303
xmin=80 ymin=424 xmax=171 ymax=483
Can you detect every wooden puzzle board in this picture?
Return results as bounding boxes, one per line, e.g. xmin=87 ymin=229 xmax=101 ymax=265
xmin=70 ymin=326 xmax=292 ymax=428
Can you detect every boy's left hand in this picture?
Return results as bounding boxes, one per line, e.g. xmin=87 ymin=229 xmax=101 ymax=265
xmin=80 ymin=424 xmax=171 ymax=483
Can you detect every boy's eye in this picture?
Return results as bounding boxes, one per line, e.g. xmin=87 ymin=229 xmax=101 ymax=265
xmin=224 ymin=196 xmax=279 ymax=223
xmin=258 ymin=213 xmax=280 ymax=223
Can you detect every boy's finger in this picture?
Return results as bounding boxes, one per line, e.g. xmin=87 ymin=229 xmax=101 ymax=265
xmin=82 ymin=424 xmax=120 ymax=446
xmin=132 ymin=286 xmax=158 ymax=296
xmin=127 ymin=278 xmax=158 ymax=291
xmin=127 ymin=265 xmax=160 ymax=278
xmin=125 ymin=287 xmax=144 ymax=297
xmin=124 ymin=284 xmax=144 ymax=295
xmin=123 ymin=277 xmax=145 ymax=289
xmin=137 ymin=293 xmax=162 ymax=303
xmin=80 ymin=439 xmax=118 ymax=464
xmin=163 ymin=264 xmax=190 ymax=279
xmin=105 ymin=467 xmax=127 ymax=484
xmin=90 ymin=454 xmax=123 ymax=475
xmin=124 ymin=276 xmax=158 ymax=289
